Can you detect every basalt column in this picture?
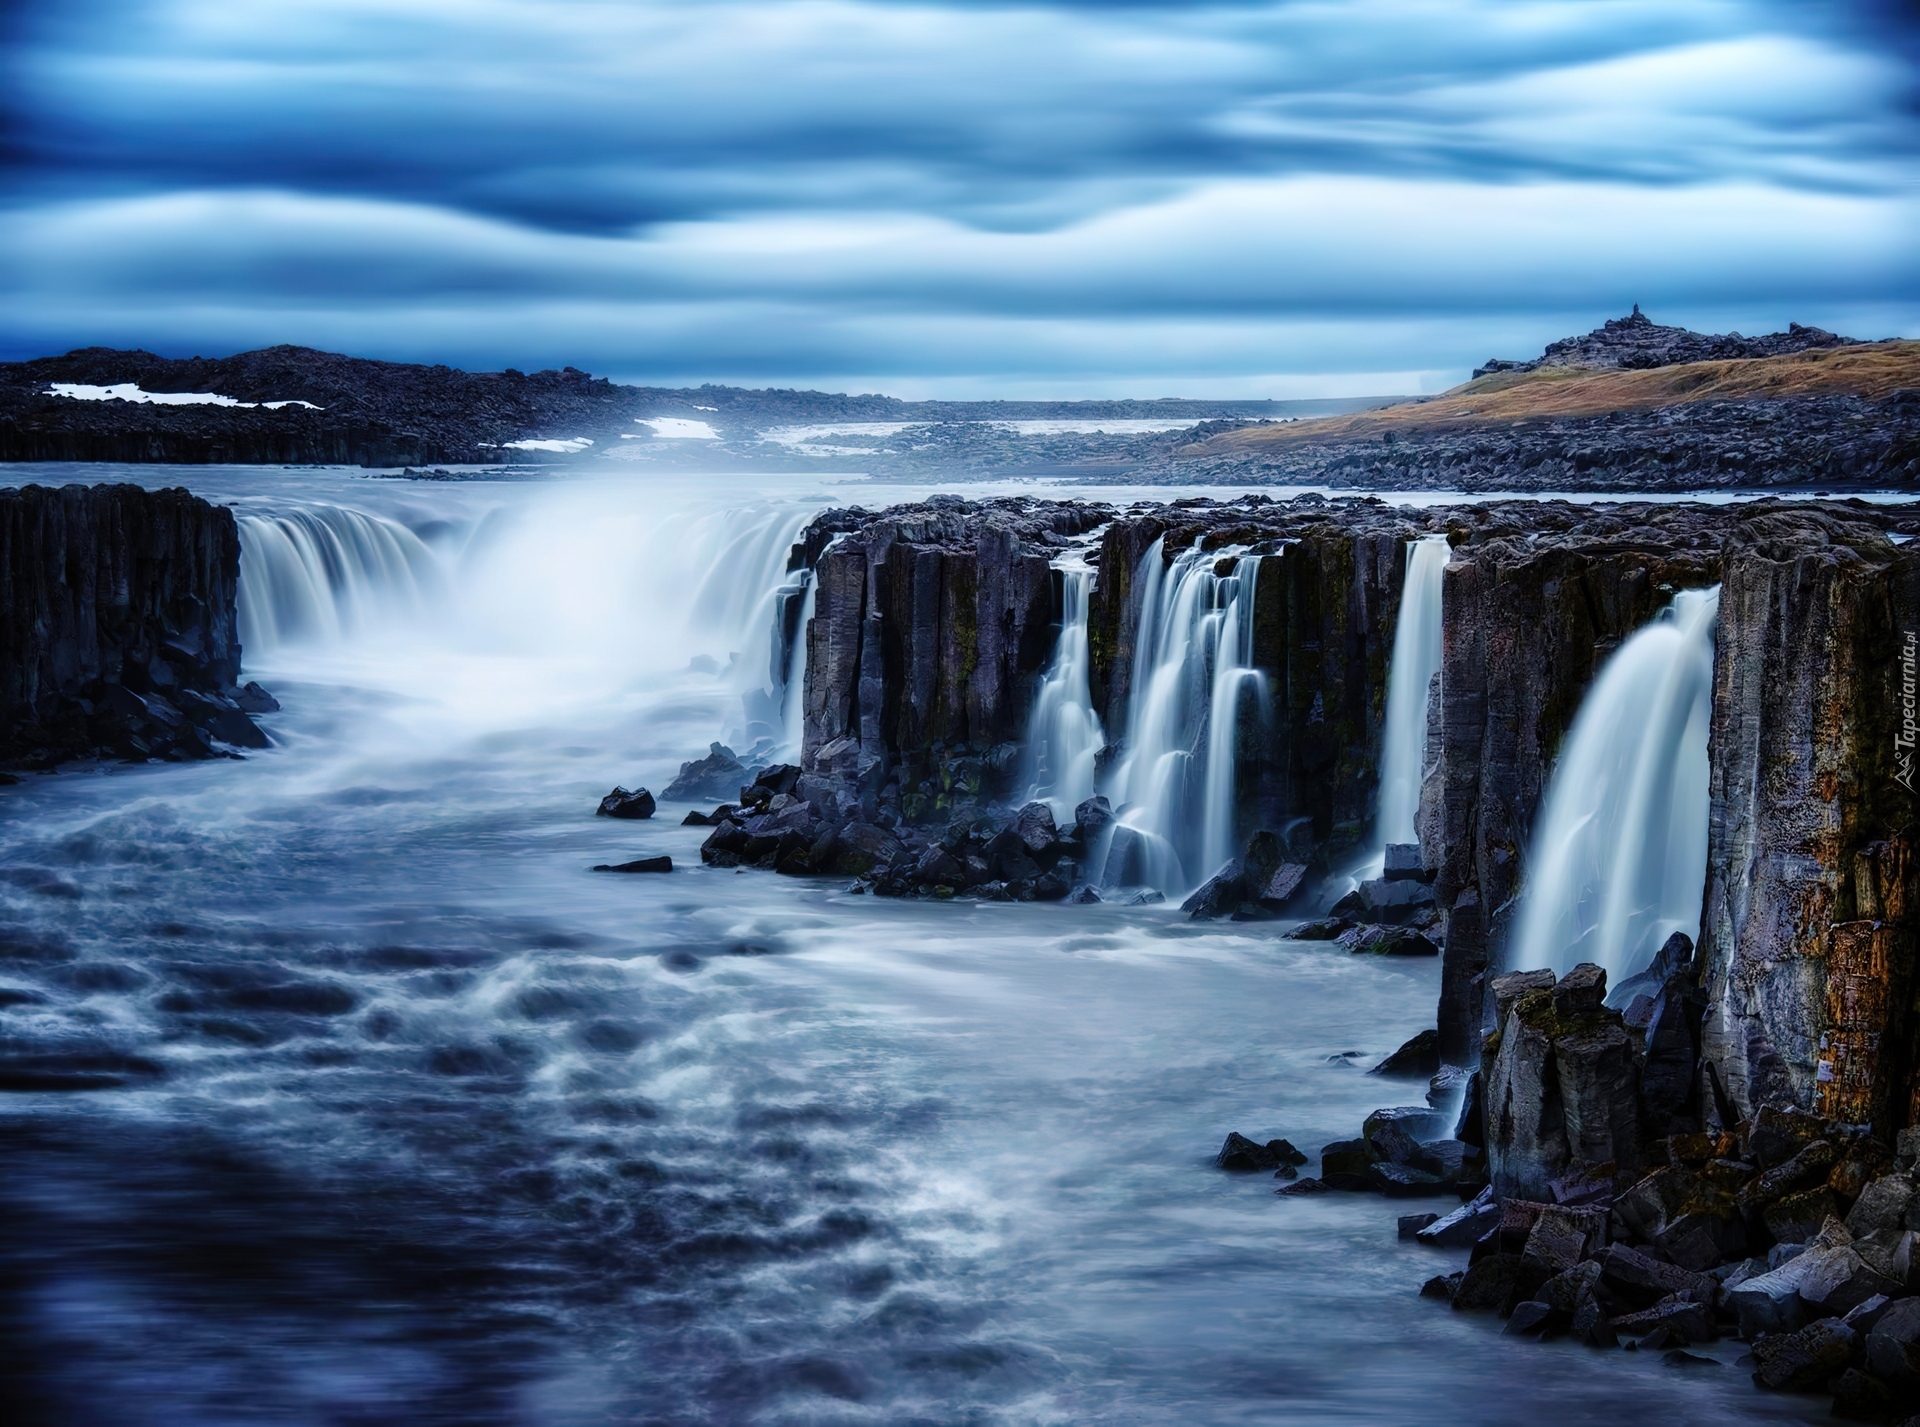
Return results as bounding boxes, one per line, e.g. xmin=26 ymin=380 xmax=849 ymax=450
xmin=1699 ymin=511 xmax=1920 ymax=1133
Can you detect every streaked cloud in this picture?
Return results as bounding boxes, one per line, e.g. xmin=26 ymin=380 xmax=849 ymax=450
xmin=3 ymin=1 xmax=1916 ymax=392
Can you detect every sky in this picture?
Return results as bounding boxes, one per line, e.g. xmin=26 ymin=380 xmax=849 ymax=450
xmin=2 ymin=0 xmax=1917 ymax=397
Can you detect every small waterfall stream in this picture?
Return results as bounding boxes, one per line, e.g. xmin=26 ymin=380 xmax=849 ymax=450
xmin=1512 ymin=586 xmax=1720 ymax=983
xmin=1021 ymin=555 xmax=1104 ymax=819
xmin=1103 ymin=538 xmax=1265 ymax=896
xmin=1374 ymin=535 xmax=1449 ymax=849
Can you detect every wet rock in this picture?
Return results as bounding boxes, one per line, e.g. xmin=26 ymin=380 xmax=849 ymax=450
xmin=1866 ymin=1297 xmax=1920 ymax=1386
xmin=1214 ymin=1132 xmax=1307 ymax=1172
xmin=1368 ymin=1162 xmax=1449 ymax=1197
xmin=1765 ymin=1189 xmax=1841 ymax=1245
xmin=596 ymin=786 xmax=656 ymax=819
xmin=1277 ymin=1177 xmax=1330 ymax=1197
xmin=233 ymin=680 xmax=279 ymax=714
xmin=1551 ymin=963 xmax=1607 ymax=1017
xmin=590 ymin=856 xmax=672 ymax=873
xmin=1012 ymin=801 xmax=1057 ymax=852
xmin=1452 ymin=1253 xmax=1524 ymax=1313
xmin=1289 ymin=917 xmax=1347 ymax=940
xmin=1371 ymin=1029 xmax=1440 ymax=1078
xmin=1847 ymin=1174 xmax=1916 ymax=1239
xmin=1355 ymin=877 xmax=1436 ymax=925
xmin=1419 ymin=1190 xmax=1500 ymax=1248
xmin=1829 ymin=1367 xmax=1896 ymax=1420
xmin=1610 ymin=1298 xmax=1716 ymax=1345
xmin=1596 ymin=1244 xmax=1719 ymax=1308
xmin=1420 ymin=1273 xmax=1463 ymax=1300
xmin=1504 ymin=1300 xmax=1559 ymax=1336
xmin=1067 ymin=884 xmax=1102 ymax=904
xmin=1751 ymin=1317 xmax=1857 ymax=1392
xmin=1382 ymin=843 xmax=1428 ymax=882
xmin=666 ymin=742 xmax=748 ymax=800
xmin=1399 ymin=1212 xmax=1441 ymax=1239
xmin=1074 ymin=794 xmax=1113 ymax=842
xmin=1320 ymin=1140 xmax=1371 ymax=1178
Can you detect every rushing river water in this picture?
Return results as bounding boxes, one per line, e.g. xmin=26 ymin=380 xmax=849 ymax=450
xmin=0 ymin=465 xmax=1825 ymax=1425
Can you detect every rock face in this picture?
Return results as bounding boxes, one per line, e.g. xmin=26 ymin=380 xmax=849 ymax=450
xmin=1 ymin=482 xmax=269 ymax=765
xmin=799 ymin=495 xmax=1111 ymax=820
xmin=1698 ymin=509 xmax=1920 ymax=1132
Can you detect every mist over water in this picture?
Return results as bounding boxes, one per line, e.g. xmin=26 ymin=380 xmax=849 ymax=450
xmin=0 ymin=468 xmax=1807 ymax=1424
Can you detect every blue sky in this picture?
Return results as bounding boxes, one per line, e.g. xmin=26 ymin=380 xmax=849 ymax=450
xmin=3 ymin=0 xmax=1917 ymax=396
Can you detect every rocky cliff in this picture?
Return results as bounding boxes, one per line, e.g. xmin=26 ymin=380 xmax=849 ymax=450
xmin=1699 ymin=511 xmax=1920 ymax=1134
xmin=0 ymin=482 xmax=272 ymax=767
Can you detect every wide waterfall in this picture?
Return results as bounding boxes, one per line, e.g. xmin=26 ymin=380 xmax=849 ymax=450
xmin=237 ymin=505 xmax=445 ymax=653
xmin=1374 ymin=535 xmax=1450 ymax=849
xmin=1511 ymin=586 xmax=1720 ymax=984
xmin=1021 ymin=555 xmax=1104 ymax=818
xmin=1102 ymin=538 xmax=1265 ymax=896
xmin=235 ymin=489 xmax=818 ymax=757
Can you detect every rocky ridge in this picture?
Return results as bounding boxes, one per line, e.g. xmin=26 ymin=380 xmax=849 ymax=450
xmin=1472 ymin=306 xmax=1858 ymax=379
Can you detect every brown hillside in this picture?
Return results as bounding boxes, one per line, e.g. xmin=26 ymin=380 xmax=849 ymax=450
xmin=1196 ymin=339 xmax=1920 ymax=455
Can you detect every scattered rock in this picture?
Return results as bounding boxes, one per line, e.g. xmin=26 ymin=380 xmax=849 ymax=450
xmin=665 ymin=743 xmax=748 ymax=800
xmin=1371 ymin=1029 xmax=1441 ymax=1077
xmin=596 ymin=786 xmax=656 ymax=819
xmin=591 ymin=856 xmax=672 ymax=873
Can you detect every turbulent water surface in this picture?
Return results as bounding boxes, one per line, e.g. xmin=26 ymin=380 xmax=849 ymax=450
xmin=0 ymin=466 xmax=1822 ymax=1424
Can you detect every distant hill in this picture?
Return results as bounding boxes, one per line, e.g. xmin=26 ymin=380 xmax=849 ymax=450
xmin=0 ymin=344 xmax=1373 ymax=468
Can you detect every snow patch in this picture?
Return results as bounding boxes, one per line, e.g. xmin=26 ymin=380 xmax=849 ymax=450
xmin=47 ymin=382 xmax=321 ymax=409
xmin=501 ymin=437 xmax=595 ymax=453
xmin=638 ymin=418 xmax=720 ymax=440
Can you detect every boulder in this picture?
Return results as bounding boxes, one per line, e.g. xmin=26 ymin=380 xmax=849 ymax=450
xmin=1866 ymin=1296 xmax=1920 ymax=1386
xmin=1398 ymin=1213 xmax=1442 ymax=1240
xmin=1848 ymin=1174 xmax=1917 ymax=1239
xmin=1538 ymin=1259 xmax=1604 ymax=1314
xmin=1751 ymin=1317 xmax=1857 ymax=1393
xmin=1765 ymin=1189 xmax=1840 ymax=1245
xmin=1382 ymin=843 xmax=1427 ymax=882
xmin=1074 ymin=794 xmax=1113 ymax=842
xmin=666 ymin=742 xmax=748 ymax=800
xmin=1452 ymin=1253 xmax=1524 ymax=1313
xmin=1418 ymin=1189 xmax=1500 ymax=1248
xmin=1356 ymin=877 xmax=1437 ymax=925
xmin=591 ymin=856 xmax=672 ymax=873
xmin=1747 ymin=1106 xmax=1828 ymax=1171
xmin=1321 ymin=1139 xmax=1371 ymax=1178
xmin=596 ymin=786 xmax=656 ymax=820
xmin=1595 ymin=1244 xmax=1718 ymax=1308
xmin=1012 ymin=801 xmax=1057 ymax=853
xmin=1367 ymin=1162 xmax=1450 ymax=1197
xmin=1610 ymin=1298 xmax=1716 ymax=1345
xmin=1370 ymin=1029 xmax=1441 ymax=1079
xmin=1551 ymin=963 xmax=1607 ymax=1017
xmin=1214 ymin=1133 xmax=1307 ymax=1172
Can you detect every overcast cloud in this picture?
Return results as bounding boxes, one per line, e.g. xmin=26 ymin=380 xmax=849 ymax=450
xmin=3 ymin=0 xmax=1916 ymax=394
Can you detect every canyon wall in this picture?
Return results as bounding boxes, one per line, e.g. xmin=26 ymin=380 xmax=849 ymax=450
xmin=1699 ymin=510 xmax=1920 ymax=1135
xmin=0 ymin=482 xmax=269 ymax=766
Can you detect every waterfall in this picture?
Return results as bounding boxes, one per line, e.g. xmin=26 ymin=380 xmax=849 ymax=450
xmin=1102 ymin=538 xmax=1266 ymax=896
xmin=237 ymin=506 xmax=444 ymax=654
xmin=1511 ymin=586 xmax=1720 ymax=984
xmin=1375 ymin=536 xmax=1450 ymax=848
xmin=1021 ymin=556 xmax=1104 ymax=818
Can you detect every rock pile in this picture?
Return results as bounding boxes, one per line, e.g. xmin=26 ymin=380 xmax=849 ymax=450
xmin=697 ymin=763 xmax=1111 ymax=900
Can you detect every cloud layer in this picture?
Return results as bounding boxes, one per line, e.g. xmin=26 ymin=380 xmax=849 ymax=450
xmin=4 ymin=1 xmax=1917 ymax=393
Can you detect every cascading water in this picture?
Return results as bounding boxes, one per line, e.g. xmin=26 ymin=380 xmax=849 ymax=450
xmin=234 ymin=491 xmax=819 ymax=757
xmin=1374 ymin=535 xmax=1450 ymax=849
xmin=1102 ymin=538 xmax=1265 ymax=896
xmin=237 ymin=505 xmax=445 ymax=653
xmin=1021 ymin=553 xmax=1104 ymax=818
xmin=1511 ymin=586 xmax=1720 ymax=984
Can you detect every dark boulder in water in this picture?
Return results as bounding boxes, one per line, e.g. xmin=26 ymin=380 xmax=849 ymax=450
xmin=596 ymin=786 xmax=656 ymax=820
xmin=1215 ymin=1132 xmax=1306 ymax=1172
xmin=591 ymin=856 xmax=673 ymax=873
xmin=1370 ymin=1029 xmax=1441 ymax=1077
xmin=666 ymin=742 xmax=748 ymax=800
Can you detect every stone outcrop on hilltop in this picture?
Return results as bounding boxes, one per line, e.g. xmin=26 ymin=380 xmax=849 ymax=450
xmin=0 ymin=483 xmax=274 ymax=768
xmin=1472 ymin=306 xmax=1858 ymax=379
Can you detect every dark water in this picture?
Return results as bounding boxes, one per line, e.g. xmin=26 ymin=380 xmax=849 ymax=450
xmin=0 ymin=466 xmax=1821 ymax=1424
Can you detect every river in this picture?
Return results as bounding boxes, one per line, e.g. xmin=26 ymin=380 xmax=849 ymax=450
xmin=0 ymin=464 xmax=1822 ymax=1424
